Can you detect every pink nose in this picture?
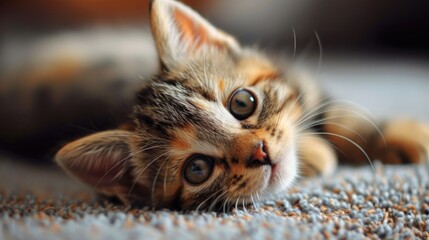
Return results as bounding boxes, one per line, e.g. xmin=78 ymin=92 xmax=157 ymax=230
xmin=247 ymin=141 xmax=271 ymax=167
xmin=253 ymin=142 xmax=267 ymax=162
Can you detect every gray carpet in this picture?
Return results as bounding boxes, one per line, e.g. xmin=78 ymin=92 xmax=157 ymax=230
xmin=1 ymin=159 xmax=429 ymax=240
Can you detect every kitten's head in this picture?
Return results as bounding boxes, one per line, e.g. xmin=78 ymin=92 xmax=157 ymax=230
xmin=56 ymin=0 xmax=303 ymax=210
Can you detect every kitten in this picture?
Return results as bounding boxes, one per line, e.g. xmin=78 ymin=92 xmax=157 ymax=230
xmin=55 ymin=0 xmax=429 ymax=210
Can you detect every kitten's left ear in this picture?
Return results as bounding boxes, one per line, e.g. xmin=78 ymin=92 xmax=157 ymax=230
xmin=55 ymin=130 xmax=136 ymax=202
xmin=150 ymin=0 xmax=241 ymax=68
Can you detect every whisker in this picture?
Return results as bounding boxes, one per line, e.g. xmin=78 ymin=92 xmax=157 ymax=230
xmin=298 ymin=120 xmax=367 ymax=143
xmin=242 ymin=198 xmax=248 ymax=214
xmin=196 ymin=188 xmax=225 ymax=212
xmin=127 ymin=167 xmax=146 ymax=199
xmin=208 ymin=190 xmax=229 ymax=212
xmin=234 ymin=197 xmax=240 ymax=212
xmin=292 ymin=26 xmax=297 ymax=60
xmin=151 ymin=154 xmax=172 ymax=205
xmin=297 ymin=134 xmax=346 ymax=156
xmin=325 ymin=99 xmax=387 ymax=147
xmin=295 ymin=34 xmax=317 ymax=65
xmin=250 ymin=194 xmax=255 ymax=209
xmin=168 ymin=157 xmax=188 ymax=182
xmin=295 ymin=99 xmax=385 ymax=148
xmin=300 ymin=132 xmax=376 ymax=175
xmin=223 ymin=196 xmax=231 ymax=214
xmin=294 ymin=98 xmax=338 ymax=127
xmin=224 ymin=197 xmax=232 ymax=213
xmin=128 ymin=151 xmax=170 ymax=197
xmin=314 ymin=31 xmax=323 ymax=75
xmin=256 ymin=193 xmax=262 ymax=203
xmin=95 ymin=143 xmax=163 ymax=189
xmin=299 ymin=98 xmax=381 ymax=136
xmin=297 ymin=105 xmax=364 ymax=129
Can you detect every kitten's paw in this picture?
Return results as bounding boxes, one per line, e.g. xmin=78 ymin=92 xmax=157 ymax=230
xmin=298 ymin=135 xmax=338 ymax=177
xmin=372 ymin=119 xmax=429 ymax=164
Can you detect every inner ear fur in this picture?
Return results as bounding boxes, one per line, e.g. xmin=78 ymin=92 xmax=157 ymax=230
xmin=150 ymin=0 xmax=240 ymax=68
xmin=55 ymin=130 xmax=136 ymax=199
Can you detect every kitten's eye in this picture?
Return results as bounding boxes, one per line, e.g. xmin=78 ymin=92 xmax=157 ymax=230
xmin=228 ymin=89 xmax=257 ymax=120
xmin=183 ymin=155 xmax=214 ymax=185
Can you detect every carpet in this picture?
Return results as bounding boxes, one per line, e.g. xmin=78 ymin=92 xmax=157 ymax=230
xmin=1 ymin=158 xmax=429 ymax=240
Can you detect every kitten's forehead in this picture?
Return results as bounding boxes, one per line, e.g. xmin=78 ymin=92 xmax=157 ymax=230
xmin=167 ymin=47 xmax=282 ymax=89
xmin=133 ymin=47 xmax=293 ymax=140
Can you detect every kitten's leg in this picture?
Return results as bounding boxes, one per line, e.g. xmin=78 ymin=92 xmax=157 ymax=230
xmin=298 ymin=132 xmax=338 ymax=176
xmin=371 ymin=119 xmax=429 ymax=164
xmin=320 ymin=106 xmax=429 ymax=165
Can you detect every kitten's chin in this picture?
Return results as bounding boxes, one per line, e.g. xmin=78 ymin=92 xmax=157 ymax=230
xmin=265 ymin=148 xmax=298 ymax=196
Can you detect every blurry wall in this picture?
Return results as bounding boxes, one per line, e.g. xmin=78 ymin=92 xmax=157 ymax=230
xmin=1 ymin=0 xmax=207 ymax=28
xmin=211 ymin=0 xmax=429 ymax=57
xmin=2 ymin=0 xmax=428 ymax=56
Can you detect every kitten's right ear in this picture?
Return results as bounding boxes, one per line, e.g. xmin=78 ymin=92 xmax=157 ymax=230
xmin=150 ymin=0 xmax=240 ymax=69
xmin=55 ymin=130 xmax=135 ymax=202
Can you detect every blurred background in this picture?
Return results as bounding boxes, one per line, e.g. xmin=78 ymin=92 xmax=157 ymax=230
xmin=1 ymin=0 xmax=428 ymax=162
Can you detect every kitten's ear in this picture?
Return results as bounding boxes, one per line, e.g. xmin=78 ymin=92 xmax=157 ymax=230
xmin=150 ymin=0 xmax=240 ymax=68
xmin=55 ymin=130 xmax=135 ymax=201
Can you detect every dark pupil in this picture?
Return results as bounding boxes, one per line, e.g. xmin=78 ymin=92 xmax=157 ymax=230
xmin=230 ymin=90 xmax=256 ymax=120
xmin=190 ymin=161 xmax=205 ymax=176
xmin=184 ymin=157 xmax=212 ymax=185
xmin=236 ymin=99 xmax=247 ymax=108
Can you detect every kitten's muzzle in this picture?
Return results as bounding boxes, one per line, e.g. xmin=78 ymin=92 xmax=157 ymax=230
xmin=246 ymin=141 xmax=272 ymax=168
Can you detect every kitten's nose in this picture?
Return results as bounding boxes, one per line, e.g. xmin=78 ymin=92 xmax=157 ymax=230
xmin=246 ymin=141 xmax=271 ymax=167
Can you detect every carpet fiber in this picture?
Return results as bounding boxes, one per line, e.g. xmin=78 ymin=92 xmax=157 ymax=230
xmin=1 ymin=159 xmax=429 ymax=239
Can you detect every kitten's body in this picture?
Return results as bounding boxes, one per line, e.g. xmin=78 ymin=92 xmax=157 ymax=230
xmin=53 ymin=0 xmax=429 ymax=210
xmin=0 ymin=28 xmax=158 ymax=158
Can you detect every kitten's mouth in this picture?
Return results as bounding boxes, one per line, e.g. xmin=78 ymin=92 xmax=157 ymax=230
xmin=266 ymin=146 xmax=291 ymax=189
xmin=264 ymin=146 xmax=298 ymax=196
xmin=256 ymin=142 xmax=278 ymax=186
xmin=262 ymin=143 xmax=278 ymax=185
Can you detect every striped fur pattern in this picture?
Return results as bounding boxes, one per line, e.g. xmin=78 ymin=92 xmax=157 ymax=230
xmin=55 ymin=0 xmax=429 ymax=211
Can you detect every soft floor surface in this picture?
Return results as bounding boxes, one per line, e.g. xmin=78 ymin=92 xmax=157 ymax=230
xmin=1 ymin=159 xmax=429 ymax=240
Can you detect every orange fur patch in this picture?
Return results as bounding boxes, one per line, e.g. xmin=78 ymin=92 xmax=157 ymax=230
xmin=250 ymin=72 xmax=281 ymax=85
xmin=171 ymin=124 xmax=195 ymax=150
xmin=171 ymin=137 xmax=190 ymax=150
xmin=218 ymin=78 xmax=225 ymax=91
xmin=237 ymin=58 xmax=280 ymax=85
